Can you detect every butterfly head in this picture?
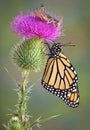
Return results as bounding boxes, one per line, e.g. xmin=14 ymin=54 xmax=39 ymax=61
xmin=50 ymin=43 xmax=61 ymax=57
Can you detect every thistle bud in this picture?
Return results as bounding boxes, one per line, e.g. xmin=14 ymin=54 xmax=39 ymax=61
xmin=12 ymin=37 xmax=45 ymax=71
xmin=9 ymin=116 xmax=21 ymax=130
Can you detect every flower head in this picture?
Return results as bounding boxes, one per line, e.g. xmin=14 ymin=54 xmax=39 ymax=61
xmin=12 ymin=37 xmax=45 ymax=71
xmin=11 ymin=5 xmax=63 ymax=42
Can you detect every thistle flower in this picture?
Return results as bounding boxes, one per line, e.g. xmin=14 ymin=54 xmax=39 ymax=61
xmin=11 ymin=5 xmax=63 ymax=42
xmin=4 ymin=5 xmax=63 ymax=130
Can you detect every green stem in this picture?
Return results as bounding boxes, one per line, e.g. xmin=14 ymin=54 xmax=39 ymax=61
xmin=18 ymin=70 xmax=29 ymax=127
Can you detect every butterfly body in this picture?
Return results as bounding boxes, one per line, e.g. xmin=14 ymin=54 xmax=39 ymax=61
xmin=41 ymin=42 xmax=79 ymax=108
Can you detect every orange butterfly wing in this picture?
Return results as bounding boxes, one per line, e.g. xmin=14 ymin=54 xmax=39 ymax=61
xmin=42 ymin=52 xmax=79 ymax=108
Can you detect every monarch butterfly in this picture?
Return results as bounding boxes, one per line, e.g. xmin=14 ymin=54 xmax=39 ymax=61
xmin=41 ymin=42 xmax=79 ymax=108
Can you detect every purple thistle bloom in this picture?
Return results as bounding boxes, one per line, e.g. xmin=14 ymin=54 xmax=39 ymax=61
xmin=11 ymin=6 xmax=63 ymax=42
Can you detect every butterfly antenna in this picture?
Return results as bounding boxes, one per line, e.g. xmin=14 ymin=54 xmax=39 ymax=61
xmin=61 ymin=42 xmax=76 ymax=47
xmin=44 ymin=42 xmax=51 ymax=51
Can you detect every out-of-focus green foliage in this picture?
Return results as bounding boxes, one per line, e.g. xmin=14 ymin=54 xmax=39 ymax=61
xmin=0 ymin=0 xmax=90 ymax=130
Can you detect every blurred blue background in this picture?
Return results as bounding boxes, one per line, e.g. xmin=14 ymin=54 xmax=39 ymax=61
xmin=0 ymin=0 xmax=90 ymax=130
